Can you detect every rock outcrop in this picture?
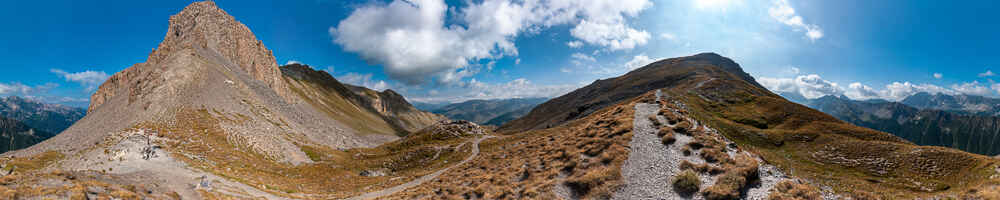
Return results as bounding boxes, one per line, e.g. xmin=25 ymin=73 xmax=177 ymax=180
xmin=89 ymin=1 xmax=291 ymax=113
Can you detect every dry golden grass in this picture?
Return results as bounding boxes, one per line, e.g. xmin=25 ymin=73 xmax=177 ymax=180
xmin=767 ymin=180 xmax=820 ymax=200
xmin=677 ymin=76 xmax=1000 ymax=199
xmin=1 ymin=150 xmax=63 ymax=173
xmin=661 ymin=131 xmax=677 ymax=145
xmin=704 ymin=154 xmax=759 ymax=200
xmin=0 ymin=171 xmax=153 ymax=199
xmin=387 ymin=95 xmax=641 ymax=199
xmin=132 ymin=108 xmax=476 ymax=199
xmin=672 ymin=169 xmax=701 ymax=195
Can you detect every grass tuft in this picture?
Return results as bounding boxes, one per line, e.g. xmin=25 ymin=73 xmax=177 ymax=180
xmin=673 ymin=169 xmax=701 ymax=195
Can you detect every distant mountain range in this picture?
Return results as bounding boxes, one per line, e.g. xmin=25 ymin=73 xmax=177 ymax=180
xmin=5 ymin=2 xmax=998 ymax=199
xmin=788 ymin=94 xmax=1000 ymax=156
xmin=902 ymin=92 xmax=1000 ymax=116
xmin=427 ymin=98 xmax=547 ymax=126
xmin=0 ymin=96 xmax=85 ymax=153
xmin=0 ymin=96 xmax=86 ymax=133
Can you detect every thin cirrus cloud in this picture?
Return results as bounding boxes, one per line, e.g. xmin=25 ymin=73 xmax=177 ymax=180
xmin=768 ymin=0 xmax=823 ymax=41
xmin=0 ymin=82 xmax=57 ymax=96
xmin=978 ymin=70 xmax=995 ymax=77
xmin=329 ymin=0 xmax=654 ymax=85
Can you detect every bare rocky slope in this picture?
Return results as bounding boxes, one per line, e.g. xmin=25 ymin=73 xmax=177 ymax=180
xmin=0 ymin=2 xmax=440 ymax=199
xmin=280 ymin=63 xmax=443 ymax=135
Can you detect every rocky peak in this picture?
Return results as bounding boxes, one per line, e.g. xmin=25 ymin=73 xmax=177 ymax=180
xmin=89 ymin=1 xmax=291 ymax=113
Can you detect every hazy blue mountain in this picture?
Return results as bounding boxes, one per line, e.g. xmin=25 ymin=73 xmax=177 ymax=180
xmin=412 ymin=102 xmax=449 ymax=112
xmin=432 ymin=98 xmax=547 ymax=126
xmin=901 ymin=92 xmax=1000 ymax=116
xmin=799 ymin=94 xmax=1000 ymax=156
xmin=0 ymin=96 xmax=86 ymax=134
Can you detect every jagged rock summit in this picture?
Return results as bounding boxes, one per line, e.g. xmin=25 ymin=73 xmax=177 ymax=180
xmin=11 ymin=0 xmax=433 ymax=168
xmin=90 ymin=1 xmax=290 ymax=114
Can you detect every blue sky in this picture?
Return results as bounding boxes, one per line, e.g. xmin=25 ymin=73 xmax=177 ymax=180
xmin=1 ymin=0 xmax=998 ymax=107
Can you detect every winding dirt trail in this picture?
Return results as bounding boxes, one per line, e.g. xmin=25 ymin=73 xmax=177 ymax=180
xmin=345 ymin=135 xmax=495 ymax=200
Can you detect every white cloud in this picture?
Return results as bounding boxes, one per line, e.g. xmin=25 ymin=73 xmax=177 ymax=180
xmin=571 ymin=53 xmax=597 ymax=62
xmin=560 ymin=67 xmax=572 ymax=73
xmin=768 ymin=0 xmax=823 ymax=41
xmin=660 ymin=33 xmax=677 ymax=41
xmin=979 ymin=70 xmax=995 ymax=77
xmin=782 ymin=66 xmax=800 ymax=75
xmin=0 ymin=82 xmax=58 ymax=96
xmin=515 ymin=58 xmax=522 ymax=65
xmin=285 ymin=60 xmax=302 ymax=65
xmin=991 ymin=82 xmax=1000 ymax=94
xmin=693 ymin=0 xmax=743 ymax=11
xmin=337 ymin=73 xmax=391 ymax=91
xmin=567 ymin=41 xmax=584 ymax=48
xmin=845 ymin=82 xmax=881 ymax=100
xmin=570 ymin=19 xmax=651 ymax=51
xmin=624 ymin=54 xmax=656 ymax=70
xmin=933 ymin=73 xmax=942 ymax=79
xmin=50 ymin=69 xmax=110 ymax=91
xmin=951 ymin=81 xmax=992 ymax=97
xmin=331 ymin=0 xmax=654 ymax=84
xmin=758 ymin=74 xmax=843 ymax=99
xmin=761 ymin=72 xmax=1000 ymax=101
xmin=882 ymin=82 xmax=956 ymax=101
xmin=0 ymin=83 xmax=36 ymax=95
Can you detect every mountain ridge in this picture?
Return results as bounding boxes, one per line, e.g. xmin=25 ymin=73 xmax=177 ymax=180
xmin=803 ymin=94 xmax=1000 ymax=156
xmin=430 ymin=98 xmax=547 ymax=126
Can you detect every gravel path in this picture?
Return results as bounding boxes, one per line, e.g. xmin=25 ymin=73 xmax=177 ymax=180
xmin=614 ymin=90 xmax=713 ymax=200
xmin=345 ymin=135 xmax=495 ymax=200
xmin=614 ymin=90 xmax=787 ymax=200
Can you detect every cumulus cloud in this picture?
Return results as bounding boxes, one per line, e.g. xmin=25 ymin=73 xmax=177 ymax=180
xmin=331 ymin=0 xmax=653 ymax=84
xmin=768 ymin=0 xmax=823 ymax=41
xmin=337 ymin=73 xmax=390 ymax=91
xmin=951 ymin=81 xmax=992 ymax=97
xmin=50 ymin=69 xmax=110 ymax=91
xmin=845 ymin=82 xmax=881 ymax=100
xmin=979 ymin=70 xmax=995 ymax=77
xmin=285 ymin=60 xmax=302 ymax=65
xmin=570 ymin=19 xmax=651 ymax=51
xmin=882 ymin=82 xmax=956 ymax=101
xmin=760 ymin=73 xmax=1000 ymax=101
xmin=624 ymin=54 xmax=657 ymax=70
xmin=933 ymin=73 xmax=942 ymax=79
xmin=844 ymin=81 xmax=957 ymax=101
xmin=759 ymin=74 xmax=843 ymax=99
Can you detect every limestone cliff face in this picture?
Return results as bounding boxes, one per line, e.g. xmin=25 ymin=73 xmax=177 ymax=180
xmin=89 ymin=1 xmax=290 ymax=113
